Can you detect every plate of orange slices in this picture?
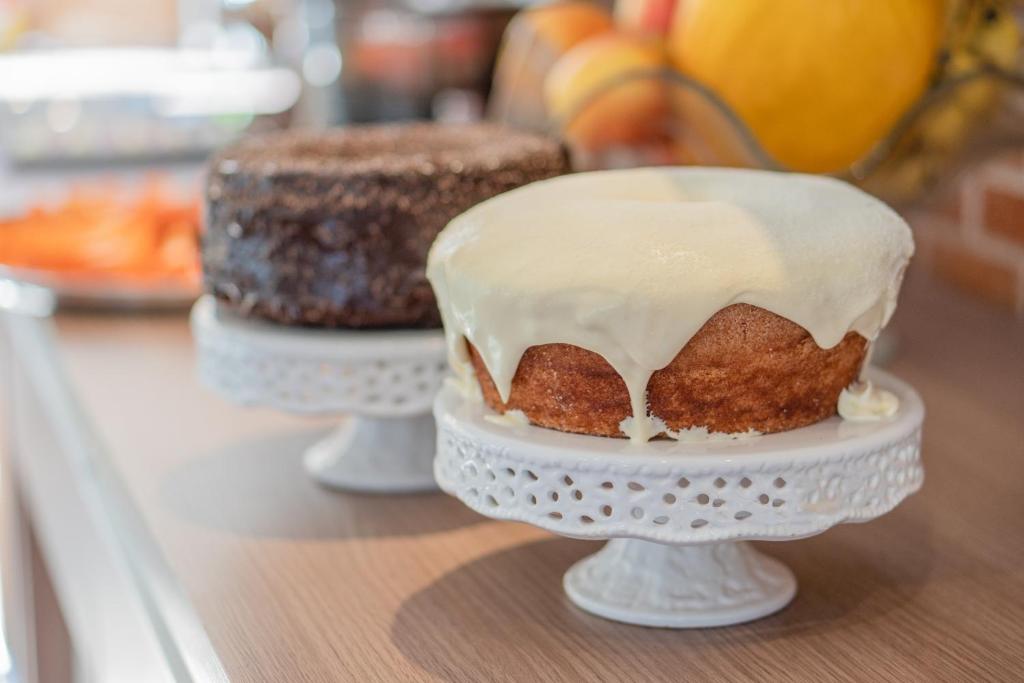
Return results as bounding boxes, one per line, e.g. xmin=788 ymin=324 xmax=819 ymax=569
xmin=0 ymin=175 xmax=202 ymax=309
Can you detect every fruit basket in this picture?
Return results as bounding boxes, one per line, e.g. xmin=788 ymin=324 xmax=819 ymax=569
xmin=551 ymin=66 xmax=1024 ymax=207
xmin=489 ymin=0 xmax=1024 ymax=208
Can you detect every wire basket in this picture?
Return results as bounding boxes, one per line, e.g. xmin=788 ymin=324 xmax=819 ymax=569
xmin=488 ymin=5 xmax=1024 ymax=208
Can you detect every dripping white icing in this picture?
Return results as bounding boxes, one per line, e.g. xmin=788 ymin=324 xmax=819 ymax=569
xmin=484 ymin=409 xmax=530 ymax=428
xmin=838 ymin=380 xmax=899 ymax=421
xmin=426 ymin=167 xmax=914 ymax=441
xmin=624 ymin=415 xmax=762 ymax=443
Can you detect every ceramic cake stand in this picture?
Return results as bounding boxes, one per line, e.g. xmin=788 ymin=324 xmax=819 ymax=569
xmin=434 ymin=369 xmax=924 ymax=627
xmin=191 ymin=296 xmax=447 ymax=492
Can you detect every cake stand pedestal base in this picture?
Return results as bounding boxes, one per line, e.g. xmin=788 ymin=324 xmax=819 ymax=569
xmin=304 ymin=415 xmax=438 ymax=493
xmin=434 ymin=368 xmax=924 ymax=628
xmin=191 ymin=295 xmax=448 ymax=494
xmin=563 ymin=539 xmax=796 ymax=628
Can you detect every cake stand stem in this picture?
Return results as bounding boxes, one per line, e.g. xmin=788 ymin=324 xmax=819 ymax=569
xmin=563 ymin=539 xmax=796 ymax=628
xmin=303 ymin=414 xmax=438 ymax=493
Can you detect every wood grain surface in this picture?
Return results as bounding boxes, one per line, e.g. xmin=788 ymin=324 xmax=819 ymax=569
xmin=49 ymin=266 xmax=1024 ymax=682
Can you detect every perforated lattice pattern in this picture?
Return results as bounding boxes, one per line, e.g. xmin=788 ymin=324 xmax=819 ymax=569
xmin=194 ymin=331 xmax=447 ymax=417
xmin=434 ymin=421 xmax=923 ymax=543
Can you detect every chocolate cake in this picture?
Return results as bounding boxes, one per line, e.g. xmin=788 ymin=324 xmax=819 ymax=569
xmin=203 ymin=123 xmax=568 ymax=328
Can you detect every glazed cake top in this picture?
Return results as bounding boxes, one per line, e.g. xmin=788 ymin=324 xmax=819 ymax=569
xmin=427 ymin=167 xmax=914 ymax=441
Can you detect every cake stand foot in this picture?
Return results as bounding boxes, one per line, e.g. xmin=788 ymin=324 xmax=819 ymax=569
xmin=303 ymin=415 xmax=438 ymax=493
xmin=563 ymin=539 xmax=796 ymax=628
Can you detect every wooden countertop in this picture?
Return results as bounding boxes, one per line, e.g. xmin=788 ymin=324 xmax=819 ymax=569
xmin=12 ymin=266 xmax=1024 ymax=681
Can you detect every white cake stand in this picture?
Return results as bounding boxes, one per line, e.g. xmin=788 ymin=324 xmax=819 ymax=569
xmin=433 ymin=369 xmax=924 ymax=628
xmin=191 ymin=296 xmax=447 ymax=492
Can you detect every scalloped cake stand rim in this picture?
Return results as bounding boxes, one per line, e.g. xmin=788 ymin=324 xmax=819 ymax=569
xmin=432 ymin=368 xmax=924 ymax=543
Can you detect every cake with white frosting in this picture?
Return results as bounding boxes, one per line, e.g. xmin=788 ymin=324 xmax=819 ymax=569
xmin=427 ymin=167 xmax=913 ymax=442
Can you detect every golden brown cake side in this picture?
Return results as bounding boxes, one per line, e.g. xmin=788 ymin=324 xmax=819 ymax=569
xmin=468 ymin=304 xmax=868 ymax=437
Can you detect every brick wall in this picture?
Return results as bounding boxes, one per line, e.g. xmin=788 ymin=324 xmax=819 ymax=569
xmin=908 ymin=150 xmax=1024 ymax=314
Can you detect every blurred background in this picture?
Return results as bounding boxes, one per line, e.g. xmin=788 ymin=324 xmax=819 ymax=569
xmin=0 ymin=0 xmax=1022 ymax=312
xmin=0 ymin=0 xmax=530 ymax=309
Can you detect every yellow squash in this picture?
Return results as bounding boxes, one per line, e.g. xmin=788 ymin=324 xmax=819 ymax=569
xmin=669 ymin=0 xmax=945 ymax=173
